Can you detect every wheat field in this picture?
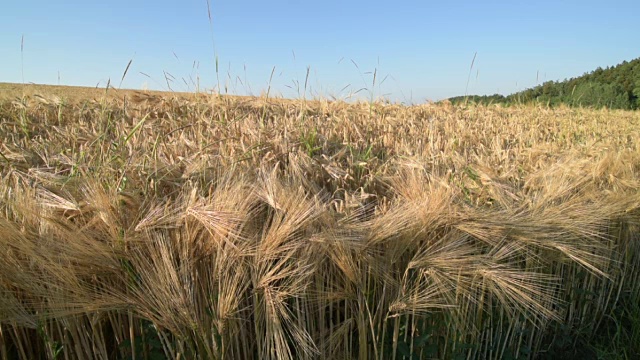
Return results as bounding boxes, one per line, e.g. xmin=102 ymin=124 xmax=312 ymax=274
xmin=0 ymin=85 xmax=639 ymax=359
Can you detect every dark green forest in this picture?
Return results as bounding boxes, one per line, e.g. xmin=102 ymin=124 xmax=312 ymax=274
xmin=448 ymin=57 xmax=640 ymax=110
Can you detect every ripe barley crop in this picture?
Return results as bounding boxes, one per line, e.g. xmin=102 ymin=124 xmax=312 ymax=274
xmin=0 ymin=88 xmax=639 ymax=359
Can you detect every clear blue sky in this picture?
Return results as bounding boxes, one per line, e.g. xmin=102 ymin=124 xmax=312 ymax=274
xmin=1 ymin=0 xmax=638 ymax=102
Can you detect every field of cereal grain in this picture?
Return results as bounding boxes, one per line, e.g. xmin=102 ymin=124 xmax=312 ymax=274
xmin=1 ymin=83 xmax=639 ymax=359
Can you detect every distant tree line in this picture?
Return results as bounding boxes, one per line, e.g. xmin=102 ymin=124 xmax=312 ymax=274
xmin=448 ymin=57 xmax=640 ymax=110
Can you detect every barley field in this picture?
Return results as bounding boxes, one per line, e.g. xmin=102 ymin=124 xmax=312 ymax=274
xmin=1 ymin=83 xmax=639 ymax=359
